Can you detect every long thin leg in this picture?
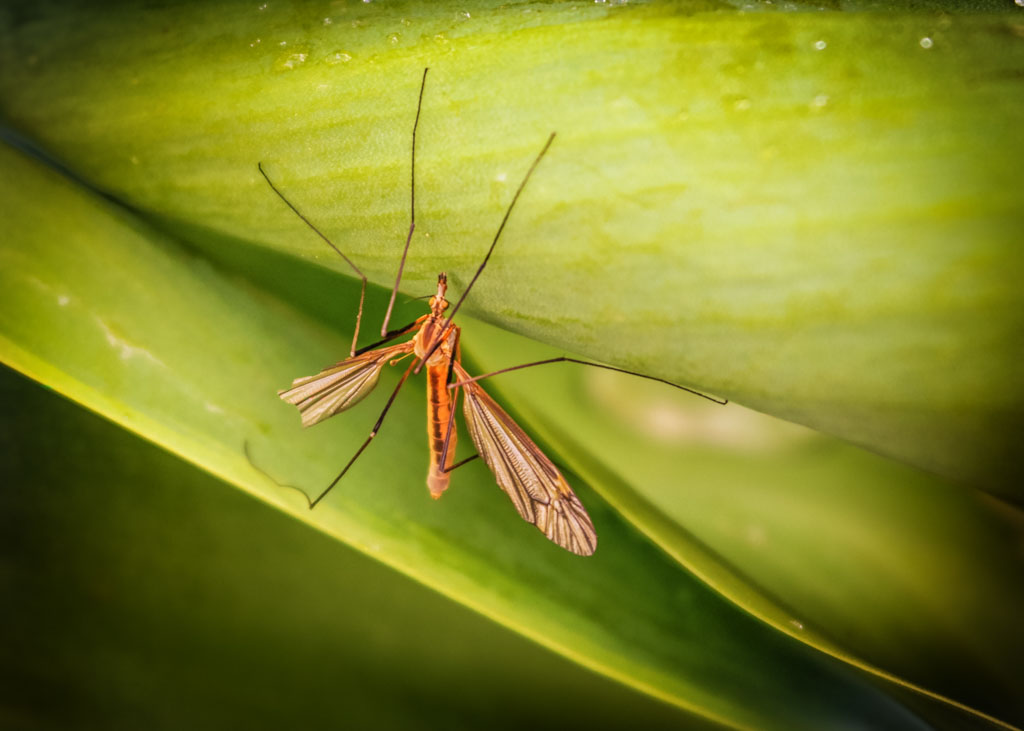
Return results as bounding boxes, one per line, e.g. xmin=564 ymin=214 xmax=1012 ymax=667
xmin=438 ymin=379 xmax=461 ymax=473
xmin=416 ymin=132 xmax=556 ymax=373
xmin=450 ymin=357 xmax=728 ymax=405
xmin=436 ymin=381 xmax=481 ymax=475
xmin=258 ymin=162 xmax=367 ymax=358
xmin=437 ymin=328 xmax=463 ymax=471
xmin=445 ymin=454 xmax=480 ymax=474
xmin=309 ymin=359 xmax=419 ymax=508
xmin=434 ymin=328 xmax=480 ymax=475
xmin=354 ymin=316 xmax=424 ymax=356
xmin=381 ymin=67 xmax=429 ymax=337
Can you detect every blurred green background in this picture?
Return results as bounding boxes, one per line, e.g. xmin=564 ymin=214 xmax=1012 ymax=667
xmin=2 ymin=1 xmax=1023 ymax=729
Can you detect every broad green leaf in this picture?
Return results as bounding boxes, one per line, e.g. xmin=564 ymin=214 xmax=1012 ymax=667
xmin=1 ymin=1 xmax=1022 ymax=498
xmin=0 ymin=140 xmax=936 ymax=730
xmin=4 ymin=1 xmax=1023 ymax=727
xmin=0 ymin=365 xmax=707 ymax=731
xmin=173 ymin=206 xmax=1024 ymax=727
xmin=459 ymin=317 xmax=1024 ymax=728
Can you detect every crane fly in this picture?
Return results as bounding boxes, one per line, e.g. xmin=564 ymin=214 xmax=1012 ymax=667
xmin=259 ymin=68 xmax=726 ymax=556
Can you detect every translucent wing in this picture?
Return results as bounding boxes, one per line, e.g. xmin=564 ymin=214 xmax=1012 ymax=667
xmin=280 ymin=342 xmax=414 ymax=428
xmin=453 ymin=363 xmax=597 ymax=556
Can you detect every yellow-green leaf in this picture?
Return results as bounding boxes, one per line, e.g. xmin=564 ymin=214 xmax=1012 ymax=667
xmin=2 ymin=1 xmax=1022 ymax=497
xmin=1 ymin=139 xmax=947 ymax=730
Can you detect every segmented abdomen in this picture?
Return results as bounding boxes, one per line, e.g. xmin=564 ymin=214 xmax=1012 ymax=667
xmin=426 ymin=363 xmax=456 ymax=498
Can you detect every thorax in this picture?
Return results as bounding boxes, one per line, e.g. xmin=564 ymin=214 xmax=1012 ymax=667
xmin=414 ymin=315 xmax=458 ymax=367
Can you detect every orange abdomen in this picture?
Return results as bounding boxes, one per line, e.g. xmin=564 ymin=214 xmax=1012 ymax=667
xmin=426 ymin=363 xmax=457 ymax=498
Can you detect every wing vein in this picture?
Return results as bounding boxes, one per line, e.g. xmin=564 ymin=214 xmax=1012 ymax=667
xmin=454 ymin=363 xmax=596 ymax=556
xmin=280 ymin=342 xmax=413 ymax=427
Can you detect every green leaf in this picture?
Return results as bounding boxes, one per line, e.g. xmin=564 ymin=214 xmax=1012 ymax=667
xmin=0 ymin=139 xmax=939 ymax=730
xmin=0 ymin=365 xmax=707 ymax=731
xmin=1 ymin=0 xmax=1022 ymax=496
xmin=460 ymin=316 xmax=1024 ymax=729
xmin=3 ymin=1 xmax=1023 ymax=727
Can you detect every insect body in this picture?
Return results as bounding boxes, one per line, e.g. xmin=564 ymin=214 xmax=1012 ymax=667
xmin=278 ymin=272 xmax=599 ymax=556
xmin=261 ymin=68 xmax=724 ymax=556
